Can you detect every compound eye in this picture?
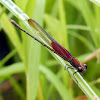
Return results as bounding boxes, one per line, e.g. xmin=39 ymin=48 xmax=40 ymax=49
xmin=78 ymin=67 xmax=82 ymax=72
xmin=84 ymin=64 xmax=87 ymax=69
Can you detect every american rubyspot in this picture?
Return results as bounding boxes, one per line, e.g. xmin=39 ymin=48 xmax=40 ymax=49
xmin=10 ymin=19 xmax=87 ymax=77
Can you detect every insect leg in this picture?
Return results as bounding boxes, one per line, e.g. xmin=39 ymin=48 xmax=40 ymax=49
xmin=64 ymin=64 xmax=74 ymax=77
xmin=73 ymin=71 xmax=78 ymax=84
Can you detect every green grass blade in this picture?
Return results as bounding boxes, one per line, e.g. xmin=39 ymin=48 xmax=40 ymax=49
xmin=90 ymin=0 xmax=100 ymax=6
xmin=26 ymin=0 xmax=45 ymax=100
xmin=39 ymin=65 xmax=73 ymax=100
xmin=0 ymin=49 xmax=16 ymax=67
xmin=0 ymin=63 xmax=24 ymax=77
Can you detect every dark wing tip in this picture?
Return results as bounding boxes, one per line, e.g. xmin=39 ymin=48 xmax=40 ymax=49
xmin=28 ymin=19 xmax=36 ymax=27
xmin=28 ymin=19 xmax=35 ymax=23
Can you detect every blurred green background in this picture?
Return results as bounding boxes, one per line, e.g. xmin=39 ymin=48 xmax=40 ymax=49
xmin=0 ymin=0 xmax=100 ymax=100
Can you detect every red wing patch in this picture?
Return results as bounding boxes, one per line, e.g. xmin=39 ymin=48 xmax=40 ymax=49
xmin=51 ymin=41 xmax=72 ymax=60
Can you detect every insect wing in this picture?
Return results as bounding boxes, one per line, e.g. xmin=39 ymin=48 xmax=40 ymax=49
xmin=51 ymin=41 xmax=72 ymax=60
xmin=28 ymin=19 xmax=54 ymax=47
xmin=28 ymin=19 xmax=72 ymax=61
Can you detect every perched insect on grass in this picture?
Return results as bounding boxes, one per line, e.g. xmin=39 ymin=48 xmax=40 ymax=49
xmin=10 ymin=19 xmax=87 ymax=81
